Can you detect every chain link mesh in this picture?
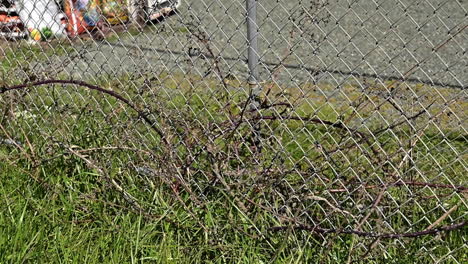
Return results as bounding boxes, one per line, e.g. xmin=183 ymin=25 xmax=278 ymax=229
xmin=1 ymin=0 xmax=466 ymax=262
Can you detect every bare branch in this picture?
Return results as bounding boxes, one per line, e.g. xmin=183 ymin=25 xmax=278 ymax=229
xmin=269 ymin=221 xmax=467 ymax=239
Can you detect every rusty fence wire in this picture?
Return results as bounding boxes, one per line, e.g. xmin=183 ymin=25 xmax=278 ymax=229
xmin=1 ymin=0 xmax=466 ymax=262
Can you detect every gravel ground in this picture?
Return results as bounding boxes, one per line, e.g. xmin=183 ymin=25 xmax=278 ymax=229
xmin=20 ymin=0 xmax=467 ymax=89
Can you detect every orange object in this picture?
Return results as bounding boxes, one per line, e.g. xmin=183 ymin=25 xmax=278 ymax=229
xmin=64 ymin=0 xmax=101 ymax=36
xmin=0 ymin=15 xmax=22 ymax=24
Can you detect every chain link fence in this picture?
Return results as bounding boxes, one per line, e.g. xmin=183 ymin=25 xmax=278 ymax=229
xmin=1 ymin=0 xmax=466 ymax=262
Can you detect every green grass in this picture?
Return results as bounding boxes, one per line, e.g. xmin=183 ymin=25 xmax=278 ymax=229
xmin=1 ymin=39 xmax=75 ymax=74
xmin=1 ymin=40 xmax=466 ymax=263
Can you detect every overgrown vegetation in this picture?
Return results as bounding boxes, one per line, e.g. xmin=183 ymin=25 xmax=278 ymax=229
xmin=1 ymin=18 xmax=466 ymax=263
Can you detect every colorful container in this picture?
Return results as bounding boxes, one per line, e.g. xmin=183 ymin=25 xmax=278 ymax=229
xmin=101 ymin=0 xmax=128 ymax=25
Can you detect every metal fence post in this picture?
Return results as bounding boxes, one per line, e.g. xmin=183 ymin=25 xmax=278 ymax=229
xmin=246 ymin=0 xmax=260 ymax=93
xmin=246 ymin=0 xmax=262 ymax=152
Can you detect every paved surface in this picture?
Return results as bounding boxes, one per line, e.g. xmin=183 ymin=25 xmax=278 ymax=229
xmin=22 ymin=0 xmax=468 ymax=88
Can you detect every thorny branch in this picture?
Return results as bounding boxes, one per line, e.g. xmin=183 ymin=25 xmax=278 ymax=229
xmin=328 ymin=180 xmax=468 ymax=193
xmin=269 ymin=221 xmax=467 ymax=239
